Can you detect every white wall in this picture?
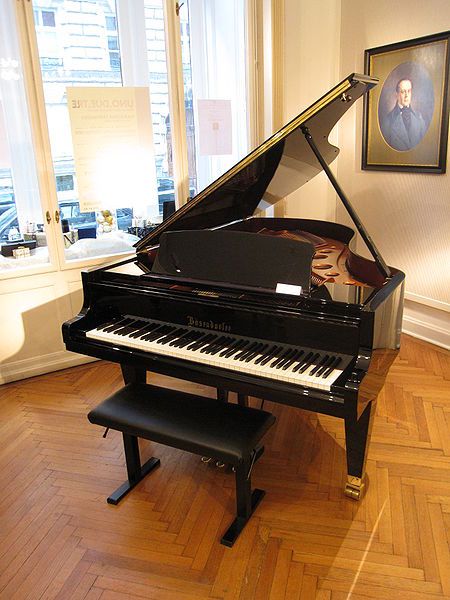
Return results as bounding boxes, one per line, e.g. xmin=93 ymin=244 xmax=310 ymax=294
xmin=280 ymin=0 xmax=341 ymax=221
xmin=338 ymin=0 xmax=450 ymax=347
xmin=282 ymin=0 xmax=450 ymax=348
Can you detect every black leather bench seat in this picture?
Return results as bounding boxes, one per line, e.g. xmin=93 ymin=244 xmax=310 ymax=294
xmin=88 ymin=383 xmax=275 ymax=465
xmin=87 ymin=382 xmax=275 ymax=546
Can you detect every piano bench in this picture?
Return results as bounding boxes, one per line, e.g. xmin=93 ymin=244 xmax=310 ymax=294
xmin=87 ymin=383 xmax=275 ymax=547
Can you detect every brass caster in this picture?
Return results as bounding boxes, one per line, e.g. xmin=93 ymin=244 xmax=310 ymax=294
xmin=216 ymin=461 xmax=225 ymax=468
xmin=201 ymin=456 xmax=212 ymax=464
xmin=344 ymin=476 xmax=365 ymax=500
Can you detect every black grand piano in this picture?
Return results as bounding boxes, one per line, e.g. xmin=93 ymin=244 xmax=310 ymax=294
xmin=63 ymin=74 xmax=405 ymax=500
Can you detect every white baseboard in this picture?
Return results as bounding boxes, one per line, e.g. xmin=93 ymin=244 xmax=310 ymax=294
xmin=0 ymin=351 xmax=97 ymax=385
xmin=402 ymin=299 xmax=450 ymax=350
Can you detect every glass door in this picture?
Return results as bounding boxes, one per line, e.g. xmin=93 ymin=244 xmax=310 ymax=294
xmin=32 ymin=0 xmax=146 ymax=265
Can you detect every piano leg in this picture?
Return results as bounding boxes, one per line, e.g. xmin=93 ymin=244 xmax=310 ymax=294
xmin=343 ymin=400 xmax=375 ymax=500
xmin=121 ymin=364 xmax=146 ymax=385
xmin=217 ymin=389 xmax=229 ymax=402
xmin=237 ymin=394 xmax=249 ymax=407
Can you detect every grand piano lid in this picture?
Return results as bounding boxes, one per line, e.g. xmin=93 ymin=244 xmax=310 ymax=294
xmin=135 ymin=73 xmax=378 ymax=253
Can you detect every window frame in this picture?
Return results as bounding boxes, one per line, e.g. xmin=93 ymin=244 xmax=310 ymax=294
xmin=0 ymin=0 xmax=264 ymax=280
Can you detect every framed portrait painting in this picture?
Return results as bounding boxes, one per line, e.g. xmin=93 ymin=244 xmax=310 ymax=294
xmin=362 ymin=31 xmax=450 ymax=173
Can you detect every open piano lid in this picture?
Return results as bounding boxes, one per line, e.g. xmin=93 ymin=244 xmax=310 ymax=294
xmin=135 ymin=73 xmax=378 ymax=253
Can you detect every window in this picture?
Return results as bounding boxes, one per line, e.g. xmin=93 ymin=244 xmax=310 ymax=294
xmin=0 ymin=5 xmax=49 ymax=266
xmin=109 ymin=51 xmax=120 ymax=70
xmin=56 ymin=174 xmax=74 ymax=192
xmin=108 ymin=36 xmax=119 ymax=51
xmin=41 ymin=10 xmax=55 ymax=27
xmin=0 ymin=0 xmax=253 ymax=271
xmin=105 ymin=15 xmax=117 ymax=31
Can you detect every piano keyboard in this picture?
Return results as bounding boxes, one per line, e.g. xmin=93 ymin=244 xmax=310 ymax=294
xmin=86 ymin=316 xmax=352 ymax=391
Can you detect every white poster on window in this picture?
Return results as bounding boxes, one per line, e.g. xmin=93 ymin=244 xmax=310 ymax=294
xmin=67 ymin=87 xmax=155 ymax=212
xmin=197 ymin=99 xmax=232 ymax=156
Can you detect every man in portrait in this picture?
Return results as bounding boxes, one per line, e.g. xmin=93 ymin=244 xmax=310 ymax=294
xmin=380 ymin=78 xmax=427 ymax=151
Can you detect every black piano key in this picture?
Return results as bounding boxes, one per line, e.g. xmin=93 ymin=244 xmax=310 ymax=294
xmin=253 ymin=346 xmax=275 ymax=365
xmin=219 ymin=338 xmax=242 ymax=357
xmin=121 ymin=320 xmax=151 ymax=335
xmin=174 ymin=331 xmax=202 ymax=348
xmin=224 ymin=340 xmax=251 ymax=359
xmin=210 ymin=336 xmax=234 ymax=354
xmin=114 ymin=320 xmax=143 ymax=336
xmin=103 ymin=317 xmax=133 ymax=333
xmin=201 ymin=335 xmax=227 ymax=354
xmin=243 ymin=343 xmax=269 ymax=362
xmin=292 ymin=351 xmax=313 ymax=373
xmin=140 ymin=324 xmax=170 ymax=341
xmin=208 ymin=337 xmax=235 ymax=356
xmin=129 ymin=321 xmax=159 ymax=339
xmin=276 ymin=348 xmax=299 ymax=369
xmin=309 ymin=354 xmax=330 ymax=376
xmin=98 ymin=317 xmax=123 ymax=332
xmin=315 ymin=355 xmax=336 ymax=377
xmin=157 ymin=328 xmax=186 ymax=344
xmin=270 ymin=347 xmax=293 ymax=368
xmin=186 ymin=333 xmax=216 ymax=351
xmin=322 ymin=356 xmax=342 ymax=378
xmin=235 ymin=341 xmax=259 ymax=360
xmin=282 ymin=349 xmax=304 ymax=370
xmin=145 ymin=325 xmax=175 ymax=342
xmin=258 ymin=345 xmax=281 ymax=366
xmin=196 ymin=335 xmax=220 ymax=352
xmin=221 ymin=339 xmax=247 ymax=358
xmin=297 ymin=352 xmax=320 ymax=374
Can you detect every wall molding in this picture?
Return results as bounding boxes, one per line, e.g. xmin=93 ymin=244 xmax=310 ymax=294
xmin=404 ymin=291 xmax=450 ymax=313
xmin=0 ymin=351 xmax=96 ymax=385
xmin=402 ymin=300 xmax=450 ymax=350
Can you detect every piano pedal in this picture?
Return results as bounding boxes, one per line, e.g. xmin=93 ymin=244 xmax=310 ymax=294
xmin=201 ymin=457 xmax=232 ymax=472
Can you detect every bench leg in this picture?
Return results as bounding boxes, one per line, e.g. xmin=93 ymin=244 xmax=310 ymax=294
xmin=221 ymin=453 xmax=265 ymax=547
xmin=107 ymin=433 xmax=160 ymax=505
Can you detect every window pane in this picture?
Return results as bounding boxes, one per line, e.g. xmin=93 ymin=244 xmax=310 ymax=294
xmin=180 ymin=0 xmax=249 ymax=196
xmin=144 ymin=0 xmax=175 ymax=216
xmin=42 ymin=10 xmax=56 ymax=27
xmin=105 ymin=15 xmax=116 ymax=31
xmin=108 ymin=36 xmax=119 ymax=51
xmin=0 ymin=4 xmax=50 ymax=273
xmin=33 ymin=0 xmax=143 ymax=261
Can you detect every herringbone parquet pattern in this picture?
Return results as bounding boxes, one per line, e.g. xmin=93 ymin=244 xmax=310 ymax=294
xmin=0 ymin=334 xmax=449 ymax=599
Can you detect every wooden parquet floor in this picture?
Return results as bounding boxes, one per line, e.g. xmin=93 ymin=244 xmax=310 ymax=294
xmin=0 ymin=334 xmax=449 ymax=599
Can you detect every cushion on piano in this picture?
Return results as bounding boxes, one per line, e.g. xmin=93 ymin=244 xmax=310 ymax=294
xmin=88 ymin=383 xmax=275 ymax=465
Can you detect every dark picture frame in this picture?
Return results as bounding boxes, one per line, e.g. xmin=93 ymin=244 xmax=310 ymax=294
xmin=362 ymin=31 xmax=450 ymax=173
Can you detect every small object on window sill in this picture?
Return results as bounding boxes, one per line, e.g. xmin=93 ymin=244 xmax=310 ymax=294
xmin=35 ymin=231 xmax=47 ymax=247
xmin=127 ymin=225 xmax=158 ymax=239
xmin=63 ymin=230 xmax=78 ymax=248
xmin=7 ymin=227 xmax=21 ymax=242
xmin=1 ymin=239 xmax=37 ymax=257
xmin=12 ymin=246 xmax=31 ymax=259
